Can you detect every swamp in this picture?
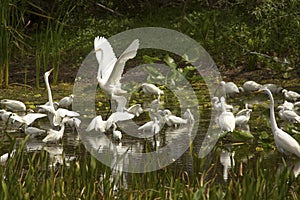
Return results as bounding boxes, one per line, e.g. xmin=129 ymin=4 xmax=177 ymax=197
xmin=0 ymin=0 xmax=300 ymax=199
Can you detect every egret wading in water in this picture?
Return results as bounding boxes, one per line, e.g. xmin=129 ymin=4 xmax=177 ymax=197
xmin=258 ymin=88 xmax=300 ymax=158
xmin=218 ymin=97 xmax=235 ymax=132
xmin=42 ymin=117 xmax=69 ymax=143
xmin=163 ymin=109 xmax=187 ymax=128
xmin=40 ymin=69 xmax=80 ymax=127
xmin=112 ymin=123 xmax=122 ymax=141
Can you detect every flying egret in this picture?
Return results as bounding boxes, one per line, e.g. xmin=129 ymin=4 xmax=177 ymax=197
xmin=163 ymin=109 xmax=187 ymax=128
xmin=94 ymin=36 xmax=139 ymax=96
xmin=282 ymin=89 xmax=300 ymax=102
xmin=141 ymin=83 xmax=164 ymax=99
xmin=58 ymin=94 xmax=74 ymax=108
xmin=240 ymin=80 xmax=262 ymax=92
xmin=258 ymin=88 xmax=300 ymax=158
xmin=218 ymin=97 xmax=235 ymax=132
xmin=112 ymin=123 xmax=122 ymax=141
xmin=220 ymin=81 xmax=239 ymax=96
xmin=0 ymin=99 xmax=26 ymax=112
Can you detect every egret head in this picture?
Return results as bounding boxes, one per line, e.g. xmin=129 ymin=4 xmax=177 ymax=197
xmin=45 ymin=68 xmax=54 ymax=77
xmin=220 ymin=81 xmax=226 ymax=86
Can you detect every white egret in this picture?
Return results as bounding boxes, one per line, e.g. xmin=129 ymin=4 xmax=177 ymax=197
xmin=235 ymin=109 xmax=252 ymax=126
xmin=278 ymin=108 xmax=300 ymax=123
xmin=125 ymin=104 xmax=143 ymax=117
xmin=58 ymin=94 xmax=74 ymax=108
xmin=0 ymin=150 xmax=16 ymax=163
xmin=282 ymin=89 xmax=300 ymax=102
xmin=0 ymin=109 xmax=13 ymax=123
xmin=241 ymin=80 xmax=262 ymax=92
xmin=263 ymin=83 xmax=283 ymax=94
xmin=86 ymin=112 xmax=134 ymax=133
xmin=149 ymin=99 xmax=160 ymax=113
xmin=10 ymin=112 xmax=47 ymax=126
xmin=0 ymin=99 xmax=26 ymax=112
xmin=23 ymin=126 xmax=47 ymax=138
xmin=138 ymin=117 xmax=160 ymax=136
xmin=258 ymin=88 xmax=300 ymax=158
xmin=86 ymin=115 xmax=108 ymax=133
xmin=141 ymin=83 xmax=164 ymax=99
xmin=42 ymin=117 xmax=68 ymax=143
xmin=111 ymin=93 xmax=127 ymax=112
xmin=183 ymin=108 xmax=195 ymax=125
xmin=164 ymin=109 xmax=187 ymax=128
xmin=294 ymin=101 xmax=300 ymax=108
xmin=112 ymin=123 xmax=122 ymax=141
xmin=212 ymin=96 xmax=233 ymax=112
xmin=94 ymin=36 xmax=139 ymax=96
xmin=64 ymin=116 xmax=81 ymax=133
xmin=279 ymin=100 xmax=294 ymax=111
xmin=37 ymin=101 xmax=59 ymax=113
xmin=42 ymin=69 xmax=80 ymax=127
xmin=218 ymin=97 xmax=235 ymax=132
xmin=220 ymin=150 xmax=235 ymax=181
xmin=220 ymin=81 xmax=239 ymax=96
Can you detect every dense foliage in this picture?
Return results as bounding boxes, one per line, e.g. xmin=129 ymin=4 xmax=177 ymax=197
xmin=0 ymin=0 xmax=299 ymax=86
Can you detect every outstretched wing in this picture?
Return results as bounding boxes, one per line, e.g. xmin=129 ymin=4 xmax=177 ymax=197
xmin=94 ymin=36 xmax=117 ymax=82
xmin=86 ymin=116 xmax=103 ymax=132
xmin=106 ymin=39 xmax=139 ymax=86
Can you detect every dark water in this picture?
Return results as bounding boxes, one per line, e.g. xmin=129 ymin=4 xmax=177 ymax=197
xmin=1 ymin=86 xmax=300 ymax=185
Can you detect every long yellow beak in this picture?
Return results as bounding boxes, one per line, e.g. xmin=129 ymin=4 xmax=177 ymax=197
xmin=48 ymin=68 xmax=54 ymax=74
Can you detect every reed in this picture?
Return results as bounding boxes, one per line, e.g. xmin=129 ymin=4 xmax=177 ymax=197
xmin=0 ymin=0 xmax=28 ymax=88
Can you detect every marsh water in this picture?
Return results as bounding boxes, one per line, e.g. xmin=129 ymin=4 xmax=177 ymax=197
xmin=1 ymin=82 xmax=300 ymax=188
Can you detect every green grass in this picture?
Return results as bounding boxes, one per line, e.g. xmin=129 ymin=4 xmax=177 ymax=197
xmin=1 ymin=137 xmax=300 ymax=200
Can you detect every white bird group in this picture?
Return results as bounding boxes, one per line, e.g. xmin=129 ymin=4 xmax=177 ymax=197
xmin=0 ymin=68 xmax=81 ymax=144
xmin=87 ymin=36 xmax=195 ymax=142
xmin=214 ymin=79 xmax=300 ymax=159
